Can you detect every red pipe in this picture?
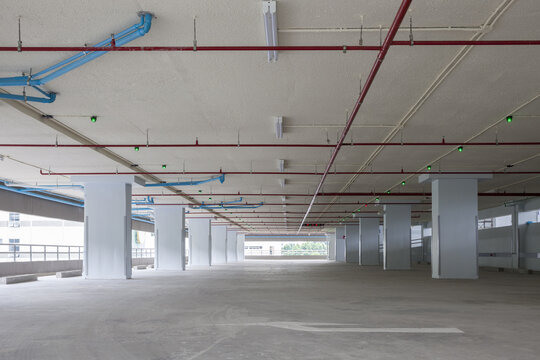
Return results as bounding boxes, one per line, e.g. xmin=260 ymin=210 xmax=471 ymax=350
xmin=136 ymin=192 xmax=540 ymax=197
xmin=0 ymin=45 xmax=381 ymax=52
xmin=392 ymin=40 xmax=540 ymax=46
xmin=299 ymin=0 xmax=413 ymax=231
xmin=1 ymin=40 xmax=539 ymax=53
xmin=137 ymin=202 xmax=430 ymax=206
xmin=40 ymin=169 xmax=540 ymax=176
xmin=186 ymin=212 xmax=429 ymax=219
xmin=16 ymin=141 xmax=540 ymax=149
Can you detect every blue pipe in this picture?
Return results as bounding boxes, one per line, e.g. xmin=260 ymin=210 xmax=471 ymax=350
xmin=0 ymin=13 xmax=153 ymax=103
xmin=132 ymin=196 xmax=154 ymax=205
xmin=144 ymin=174 xmax=225 ymax=187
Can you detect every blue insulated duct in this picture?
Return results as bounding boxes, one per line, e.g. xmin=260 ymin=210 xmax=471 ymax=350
xmin=191 ymin=197 xmax=264 ymax=210
xmin=144 ymin=174 xmax=225 ymax=187
xmin=0 ymin=12 xmax=153 ymax=103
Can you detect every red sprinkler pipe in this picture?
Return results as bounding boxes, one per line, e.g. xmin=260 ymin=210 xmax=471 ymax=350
xmin=143 ymin=202 xmax=430 ymax=206
xmin=136 ymin=192 xmax=540 ymax=197
xmin=299 ymin=0 xmax=412 ymax=232
xmin=14 ymin=141 xmax=540 ymax=149
xmin=392 ymin=40 xmax=540 ymax=46
xmin=0 ymin=45 xmax=381 ymax=52
xmin=40 ymin=169 xmax=540 ymax=176
xmin=1 ymin=40 xmax=539 ymax=53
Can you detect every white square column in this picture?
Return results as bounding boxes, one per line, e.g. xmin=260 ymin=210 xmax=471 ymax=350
xmin=237 ymin=234 xmax=245 ymax=261
xmin=189 ymin=218 xmax=212 ymax=266
xmin=419 ymin=174 xmax=491 ymax=279
xmin=226 ymin=230 xmax=238 ymax=262
xmin=335 ymin=226 xmax=346 ymax=262
xmin=383 ymin=205 xmax=411 ymax=270
xmin=360 ymin=218 xmax=380 ymax=266
xmin=211 ymin=225 xmax=228 ymax=264
xmin=154 ymin=206 xmax=185 ymax=271
xmin=72 ymin=175 xmax=143 ymax=280
xmin=345 ymin=223 xmax=360 ymax=264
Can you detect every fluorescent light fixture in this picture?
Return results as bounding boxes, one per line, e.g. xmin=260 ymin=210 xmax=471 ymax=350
xmin=278 ymin=159 xmax=285 ymax=173
xmin=281 ymin=196 xmax=286 ymax=202
xmin=279 ymin=178 xmax=285 ymax=188
xmin=275 ymin=116 xmax=283 ymax=139
xmin=262 ymin=0 xmax=278 ymax=62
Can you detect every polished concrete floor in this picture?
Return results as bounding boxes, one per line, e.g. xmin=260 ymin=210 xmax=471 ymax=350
xmin=1 ymin=261 xmax=539 ymax=359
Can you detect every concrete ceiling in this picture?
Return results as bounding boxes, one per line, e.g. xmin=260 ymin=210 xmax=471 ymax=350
xmin=0 ymin=0 xmax=539 ymax=233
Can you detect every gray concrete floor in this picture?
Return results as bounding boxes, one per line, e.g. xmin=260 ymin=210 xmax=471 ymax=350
xmin=1 ymin=261 xmax=539 ymax=359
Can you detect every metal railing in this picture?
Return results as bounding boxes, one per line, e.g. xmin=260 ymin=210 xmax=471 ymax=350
xmin=132 ymin=248 xmax=155 ymax=258
xmin=0 ymin=243 xmax=154 ymax=262
xmin=245 ymin=249 xmax=328 ymax=257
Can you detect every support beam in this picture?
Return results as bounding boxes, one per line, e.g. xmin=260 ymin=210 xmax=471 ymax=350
xmin=383 ymin=205 xmax=411 ymax=270
xmin=154 ymin=206 xmax=185 ymax=271
xmin=211 ymin=226 xmax=228 ymax=265
xmin=345 ymin=223 xmax=360 ymax=264
xmin=188 ymin=218 xmax=212 ymax=266
xmin=419 ymin=174 xmax=491 ymax=279
xmin=72 ymin=175 xmax=142 ymax=279
xmin=360 ymin=218 xmax=380 ymax=266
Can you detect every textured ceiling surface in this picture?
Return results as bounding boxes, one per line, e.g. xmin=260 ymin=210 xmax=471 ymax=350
xmin=0 ymin=0 xmax=539 ymax=233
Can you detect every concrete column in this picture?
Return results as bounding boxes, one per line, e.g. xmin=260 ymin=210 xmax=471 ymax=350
xmin=226 ymin=230 xmax=238 ymax=262
xmin=419 ymin=174 xmax=491 ymax=279
xmin=383 ymin=205 xmax=411 ymax=270
xmin=359 ymin=218 xmax=380 ymax=266
xmin=236 ymin=234 xmax=245 ymax=261
xmin=154 ymin=206 xmax=185 ymax=271
xmin=72 ymin=175 xmax=142 ymax=280
xmin=327 ymin=232 xmax=336 ymax=260
xmin=335 ymin=226 xmax=346 ymax=262
xmin=189 ymin=218 xmax=212 ymax=266
xmin=345 ymin=223 xmax=360 ymax=264
xmin=211 ymin=225 xmax=227 ymax=264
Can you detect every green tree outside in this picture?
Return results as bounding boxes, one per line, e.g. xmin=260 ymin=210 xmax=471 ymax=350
xmin=281 ymin=242 xmax=328 ymax=256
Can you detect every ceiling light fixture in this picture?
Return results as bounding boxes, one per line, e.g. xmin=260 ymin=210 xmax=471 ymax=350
xmin=262 ymin=0 xmax=278 ymax=62
xmin=278 ymin=159 xmax=285 ymax=173
xmin=275 ymin=116 xmax=283 ymax=139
